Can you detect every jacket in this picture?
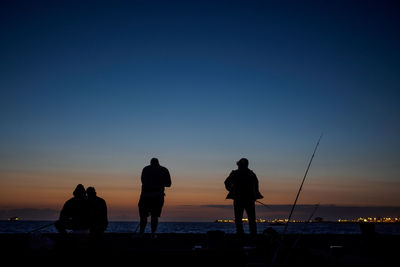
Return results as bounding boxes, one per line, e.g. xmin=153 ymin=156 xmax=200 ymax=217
xmin=224 ymin=168 xmax=263 ymax=201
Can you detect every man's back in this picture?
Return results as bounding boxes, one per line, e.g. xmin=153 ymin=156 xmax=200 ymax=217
xmin=88 ymin=195 xmax=108 ymax=232
xmin=88 ymin=196 xmax=107 ymax=221
xmin=141 ymin=164 xmax=171 ymax=194
xmin=225 ymin=168 xmax=262 ymax=200
xmin=86 ymin=187 xmax=108 ymax=233
xmin=60 ymin=197 xmax=90 ymax=229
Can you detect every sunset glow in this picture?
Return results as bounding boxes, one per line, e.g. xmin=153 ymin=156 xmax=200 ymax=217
xmin=1 ymin=1 xmax=399 ymax=221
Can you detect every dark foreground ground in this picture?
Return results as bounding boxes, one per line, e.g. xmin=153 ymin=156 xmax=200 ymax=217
xmin=1 ymin=231 xmax=398 ymax=267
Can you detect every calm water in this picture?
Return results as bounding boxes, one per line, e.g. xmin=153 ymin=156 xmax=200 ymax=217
xmin=1 ymin=221 xmax=400 ymax=235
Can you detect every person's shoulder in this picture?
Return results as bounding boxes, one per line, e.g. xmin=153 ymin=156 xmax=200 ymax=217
xmin=160 ymin=165 xmax=169 ymax=171
xmin=142 ymin=165 xmax=152 ymax=173
xmin=228 ymin=170 xmax=237 ymax=177
xmin=64 ymin=197 xmax=77 ymax=206
xmin=65 ymin=197 xmax=75 ymax=203
xmin=248 ymin=169 xmax=258 ymax=177
xmin=96 ymin=197 xmax=107 ymax=206
xmin=158 ymin=165 xmax=169 ymax=173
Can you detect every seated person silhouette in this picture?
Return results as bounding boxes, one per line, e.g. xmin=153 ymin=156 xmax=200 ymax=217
xmin=86 ymin=186 xmax=108 ymax=234
xmin=55 ymin=184 xmax=90 ymax=234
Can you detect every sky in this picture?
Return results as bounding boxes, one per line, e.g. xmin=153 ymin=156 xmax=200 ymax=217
xmin=0 ymin=0 xmax=399 ymax=221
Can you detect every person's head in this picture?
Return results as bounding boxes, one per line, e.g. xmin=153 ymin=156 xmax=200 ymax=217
xmin=86 ymin=187 xmax=96 ymax=198
xmin=73 ymin=184 xmax=86 ymax=198
xmin=150 ymin=158 xmax=159 ymax=166
xmin=236 ymin=158 xmax=249 ymax=169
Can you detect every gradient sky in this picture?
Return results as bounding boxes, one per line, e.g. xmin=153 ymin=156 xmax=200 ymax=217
xmin=1 ymin=0 xmax=399 ymax=221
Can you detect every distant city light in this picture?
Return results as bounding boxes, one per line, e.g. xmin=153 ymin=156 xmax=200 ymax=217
xmin=215 ymin=217 xmax=400 ymax=223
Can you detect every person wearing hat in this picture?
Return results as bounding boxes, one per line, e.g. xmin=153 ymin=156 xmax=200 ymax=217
xmin=224 ymin=158 xmax=263 ymax=236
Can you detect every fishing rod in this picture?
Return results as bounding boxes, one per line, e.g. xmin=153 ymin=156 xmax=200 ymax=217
xmin=28 ymin=222 xmax=55 ymax=233
xmin=281 ymin=204 xmax=320 ymax=267
xmin=283 ymin=133 xmax=323 ymax=234
xmin=270 ymin=134 xmax=323 ymax=267
xmin=256 ymin=200 xmax=273 ymax=209
xmin=133 ymin=222 xmax=140 ymax=234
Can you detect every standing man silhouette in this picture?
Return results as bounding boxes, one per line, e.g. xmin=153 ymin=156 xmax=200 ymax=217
xmin=224 ymin=158 xmax=263 ymax=236
xmin=138 ymin=158 xmax=171 ymax=238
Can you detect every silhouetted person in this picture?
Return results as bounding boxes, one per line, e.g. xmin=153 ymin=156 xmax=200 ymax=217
xmin=55 ymin=184 xmax=90 ymax=233
xmin=87 ymin=187 xmax=108 ymax=234
xmin=224 ymin=158 xmax=263 ymax=236
xmin=138 ymin=158 xmax=171 ymax=237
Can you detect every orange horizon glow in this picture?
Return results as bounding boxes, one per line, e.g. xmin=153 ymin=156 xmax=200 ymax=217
xmin=1 ymin=169 xmax=400 ymax=221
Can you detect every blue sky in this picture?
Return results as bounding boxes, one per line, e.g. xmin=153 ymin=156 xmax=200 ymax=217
xmin=0 ymin=0 xmax=399 ymax=220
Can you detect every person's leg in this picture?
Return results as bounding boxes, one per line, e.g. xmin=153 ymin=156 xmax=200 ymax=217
xmin=150 ymin=196 xmax=163 ymax=237
xmin=150 ymin=215 xmax=158 ymax=234
xmin=139 ymin=216 xmax=147 ymax=234
xmin=245 ymin=201 xmax=257 ymax=235
xmin=138 ymin=198 xmax=148 ymax=234
xmin=234 ymin=200 xmax=245 ymax=235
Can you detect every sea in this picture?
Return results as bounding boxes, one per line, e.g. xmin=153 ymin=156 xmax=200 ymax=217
xmin=1 ymin=221 xmax=400 ymax=235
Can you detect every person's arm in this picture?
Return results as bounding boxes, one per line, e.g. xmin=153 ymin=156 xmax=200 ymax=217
xmin=102 ymin=199 xmax=108 ymax=224
xmin=141 ymin=167 xmax=146 ymax=184
xmin=59 ymin=200 xmax=71 ymax=220
xmin=164 ymin=168 xmax=171 ymax=187
xmin=224 ymin=171 xmax=234 ymax=191
xmin=253 ymin=172 xmax=264 ymax=199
